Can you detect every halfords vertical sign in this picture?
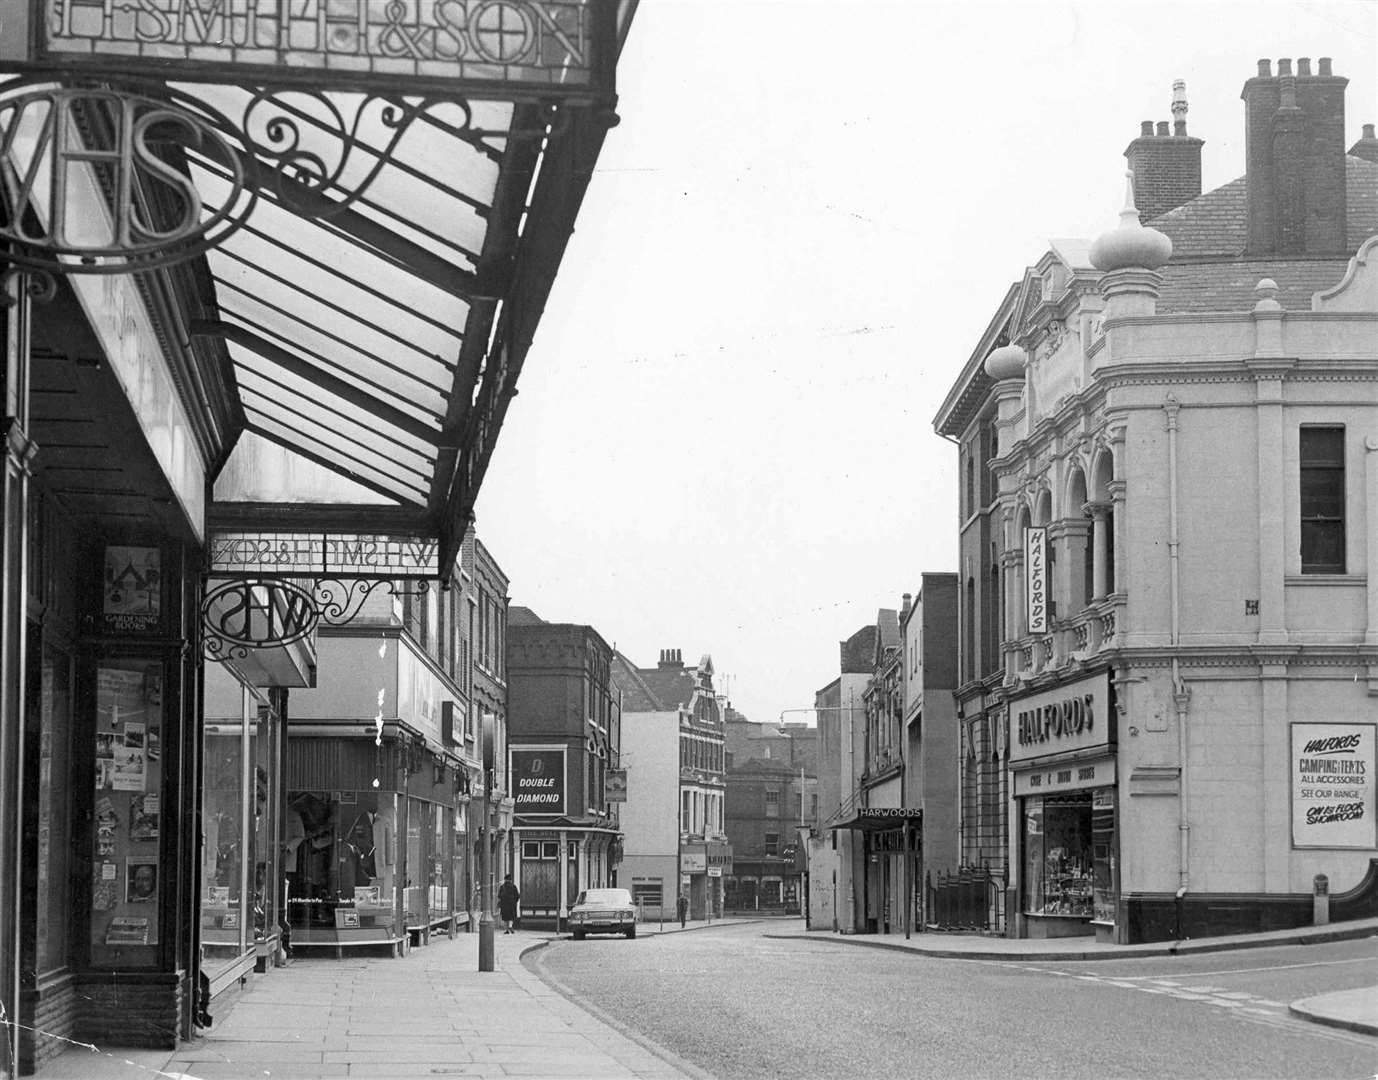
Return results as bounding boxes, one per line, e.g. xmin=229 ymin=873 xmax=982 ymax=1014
xmin=4 ymin=0 xmax=613 ymax=101
xmin=1025 ymin=526 xmax=1048 ymax=634
xmin=510 ymin=747 xmax=566 ymax=816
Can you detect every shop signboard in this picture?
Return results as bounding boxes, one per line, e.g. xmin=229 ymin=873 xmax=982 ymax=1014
xmin=605 ymin=768 xmax=627 ymax=803
xmin=680 ymin=850 xmax=706 ymax=873
xmin=509 ymin=746 xmax=566 ymax=816
xmin=1291 ymin=723 xmax=1376 ymax=849
xmin=210 ymin=532 xmax=440 ymax=578
xmin=1025 ymin=527 xmax=1048 ymax=634
xmin=3 ymin=0 xmax=614 ymax=102
xmin=1014 ymin=755 xmax=1116 ymax=797
xmin=1008 ymin=671 xmax=1111 ymax=765
xmin=707 ymin=866 xmax=722 ymax=878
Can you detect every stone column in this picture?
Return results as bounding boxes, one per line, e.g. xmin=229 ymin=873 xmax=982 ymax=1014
xmin=1085 ymin=501 xmax=1111 ymax=601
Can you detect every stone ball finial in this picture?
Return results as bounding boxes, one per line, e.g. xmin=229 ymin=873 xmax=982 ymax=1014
xmin=984 ymin=343 xmax=1027 ymax=380
xmin=1089 ymin=170 xmax=1173 ymax=272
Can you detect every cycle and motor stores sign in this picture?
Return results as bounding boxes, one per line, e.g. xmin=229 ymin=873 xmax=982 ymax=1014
xmin=1291 ymin=723 xmax=1376 ymax=849
xmin=0 ymin=0 xmax=611 ymax=99
xmin=510 ymin=747 xmax=565 ymax=816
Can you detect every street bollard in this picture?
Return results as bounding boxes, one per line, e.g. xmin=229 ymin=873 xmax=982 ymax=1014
xmin=1313 ymin=874 xmax=1329 ymax=926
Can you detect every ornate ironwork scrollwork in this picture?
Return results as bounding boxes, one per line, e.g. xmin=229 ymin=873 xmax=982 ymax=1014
xmin=314 ymin=578 xmax=385 ymax=626
xmin=0 ymin=266 xmax=58 ymax=308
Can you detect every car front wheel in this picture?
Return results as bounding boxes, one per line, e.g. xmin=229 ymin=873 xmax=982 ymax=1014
xmin=625 ymin=925 xmax=636 ymax=939
xmin=573 ymin=929 xmax=585 ymax=940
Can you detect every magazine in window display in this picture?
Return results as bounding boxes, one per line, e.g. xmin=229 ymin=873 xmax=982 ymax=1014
xmin=130 ymin=793 xmax=159 ymax=842
xmin=92 ymin=862 xmax=118 ymax=911
xmin=95 ymin=797 xmax=118 ymax=856
xmin=146 ymin=725 xmax=161 ymax=761
xmin=95 ymin=731 xmax=114 ymax=759
xmin=112 ymin=737 xmax=146 ymax=792
xmin=126 ymin=856 xmax=158 ymax=903
xmin=105 ymin=917 xmax=150 ymax=946
xmin=101 ymin=546 xmax=162 ymax=635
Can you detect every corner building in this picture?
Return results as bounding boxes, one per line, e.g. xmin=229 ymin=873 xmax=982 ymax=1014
xmin=936 ymin=58 xmax=1378 ymax=943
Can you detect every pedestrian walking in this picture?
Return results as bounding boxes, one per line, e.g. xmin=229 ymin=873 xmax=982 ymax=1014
xmin=676 ymin=893 xmax=688 ymax=928
xmin=498 ymin=873 xmax=520 ymax=934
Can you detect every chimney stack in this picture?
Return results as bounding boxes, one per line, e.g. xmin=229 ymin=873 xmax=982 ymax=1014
xmin=1349 ymin=122 xmax=1378 ymax=164
xmin=1122 ymin=80 xmax=1203 ymax=221
xmin=1242 ymin=56 xmax=1349 ymax=255
xmin=657 ymin=648 xmax=684 ymax=669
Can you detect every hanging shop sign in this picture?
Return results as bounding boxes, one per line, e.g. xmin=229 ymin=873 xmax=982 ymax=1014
xmin=1025 ymin=526 xmax=1048 ymax=634
xmin=210 ymin=531 xmax=440 ymax=579
xmin=1291 ymin=723 xmax=1376 ymax=849
xmin=605 ymin=768 xmax=627 ymax=803
xmin=0 ymin=81 xmax=253 ymax=275
xmin=202 ymin=577 xmax=318 ymax=654
xmin=1008 ymin=671 xmax=1112 ymax=764
xmin=510 ymin=747 xmax=567 ymax=816
xmin=4 ymin=0 xmax=614 ymax=102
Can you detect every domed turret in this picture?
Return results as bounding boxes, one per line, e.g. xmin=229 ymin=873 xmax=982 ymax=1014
xmin=984 ymin=343 xmax=1027 ymax=380
xmin=1089 ymin=171 xmax=1173 ymax=272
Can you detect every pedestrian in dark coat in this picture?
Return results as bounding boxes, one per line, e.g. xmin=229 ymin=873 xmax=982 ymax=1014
xmin=676 ymin=893 xmax=689 ymax=928
xmin=498 ymin=874 xmax=520 ymax=934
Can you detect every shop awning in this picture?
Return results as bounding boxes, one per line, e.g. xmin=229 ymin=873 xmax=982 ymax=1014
xmin=1 ymin=0 xmax=638 ymax=573
xmin=828 ymin=807 xmax=923 ymax=832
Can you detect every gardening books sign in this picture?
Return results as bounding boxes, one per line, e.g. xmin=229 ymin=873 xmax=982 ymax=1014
xmin=1291 ymin=723 xmax=1376 ymax=849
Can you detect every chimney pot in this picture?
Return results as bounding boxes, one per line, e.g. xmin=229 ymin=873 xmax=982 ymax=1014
xmin=1278 ymin=58 xmax=1292 ymax=76
xmin=1365 ymin=123 xmax=1376 ymax=138
xmin=1258 ymin=59 xmax=1272 ymax=77
xmin=1318 ymin=57 xmax=1332 ymax=76
xmin=1173 ymin=120 xmax=1186 ymax=135
xmin=1297 ymin=57 xmax=1311 ymax=76
xmin=1156 ymin=121 xmax=1169 ymax=136
xmin=1140 ymin=120 xmax=1154 ymax=137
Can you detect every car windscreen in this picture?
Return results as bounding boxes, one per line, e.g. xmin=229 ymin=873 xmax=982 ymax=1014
xmin=576 ymin=889 xmax=631 ymax=906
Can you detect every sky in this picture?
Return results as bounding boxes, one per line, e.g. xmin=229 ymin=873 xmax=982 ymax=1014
xmin=475 ymin=0 xmax=1378 ymax=727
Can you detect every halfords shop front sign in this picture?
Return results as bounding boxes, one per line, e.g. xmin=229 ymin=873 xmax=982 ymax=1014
xmin=510 ymin=747 xmax=566 ymax=816
xmin=0 ymin=0 xmax=613 ymax=100
xmin=1008 ymin=671 xmax=1111 ymax=765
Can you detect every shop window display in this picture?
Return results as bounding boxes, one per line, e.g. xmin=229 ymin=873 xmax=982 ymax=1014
xmin=286 ymin=790 xmax=398 ymax=941
xmin=90 ymin=661 xmax=164 ymax=967
xmin=201 ymin=726 xmax=247 ymax=976
xmin=1022 ymin=793 xmax=1095 ymax=917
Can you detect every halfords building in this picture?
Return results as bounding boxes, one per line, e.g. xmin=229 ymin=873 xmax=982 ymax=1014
xmin=935 ymin=57 xmax=1378 ymax=944
xmin=0 ymin=2 xmax=637 ymax=1075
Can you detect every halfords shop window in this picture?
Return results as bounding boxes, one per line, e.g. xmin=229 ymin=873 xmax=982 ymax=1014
xmin=1300 ymin=426 xmax=1345 ymax=573
xmin=1021 ymin=792 xmax=1115 ymax=920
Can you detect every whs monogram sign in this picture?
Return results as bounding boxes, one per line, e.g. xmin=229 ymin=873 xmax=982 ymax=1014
xmin=203 ymin=578 xmax=318 ymax=658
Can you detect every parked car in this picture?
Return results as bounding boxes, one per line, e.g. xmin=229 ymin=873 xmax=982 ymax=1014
xmin=568 ymin=887 xmax=637 ymax=939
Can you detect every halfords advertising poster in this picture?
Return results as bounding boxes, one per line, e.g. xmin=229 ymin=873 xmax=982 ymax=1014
xmin=510 ymin=747 xmax=567 ymax=816
xmin=1291 ymin=723 xmax=1376 ymax=849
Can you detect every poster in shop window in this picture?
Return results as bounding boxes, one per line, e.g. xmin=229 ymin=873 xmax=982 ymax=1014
xmin=1291 ymin=723 xmax=1376 ymax=849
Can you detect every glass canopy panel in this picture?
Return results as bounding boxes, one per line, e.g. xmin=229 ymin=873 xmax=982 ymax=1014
xmin=181 ymin=84 xmax=501 ymax=266
xmin=225 ymin=341 xmax=435 ymax=505
xmin=234 ymin=365 xmax=436 ymax=479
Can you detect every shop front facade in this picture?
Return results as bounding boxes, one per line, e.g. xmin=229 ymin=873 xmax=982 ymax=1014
xmin=505 ymin=614 xmax=622 ymax=927
xmin=1007 ymin=670 xmax=1117 ymax=941
xmin=284 ymin=593 xmax=478 ymax=955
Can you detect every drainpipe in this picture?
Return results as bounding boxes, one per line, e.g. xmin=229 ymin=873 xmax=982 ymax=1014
xmin=1165 ymin=394 xmax=1191 ymax=902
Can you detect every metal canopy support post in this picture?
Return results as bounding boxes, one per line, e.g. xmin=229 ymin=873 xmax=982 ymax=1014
xmin=903 ymin=822 xmax=911 ymax=940
xmin=0 ymin=270 xmax=35 ymax=1080
xmin=478 ymin=712 xmax=495 ymax=972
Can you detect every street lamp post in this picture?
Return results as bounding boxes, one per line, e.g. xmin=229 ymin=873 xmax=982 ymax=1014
xmin=478 ymin=713 xmax=495 ymax=972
